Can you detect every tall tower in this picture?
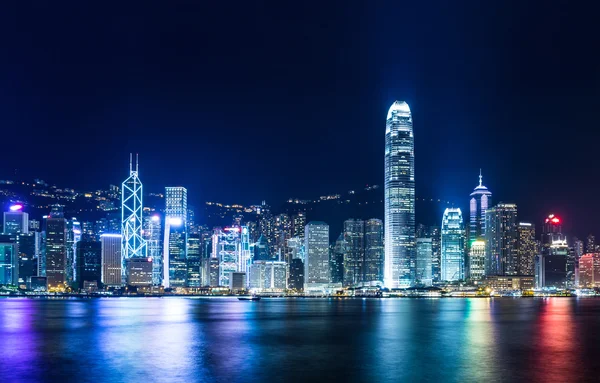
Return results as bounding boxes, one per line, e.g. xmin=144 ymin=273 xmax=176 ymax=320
xmin=121 ymin=154 xmax=147 ymax=284
xmin=384 ymin=101 xmax=415 ymax=288
xmin=485 ymin=203 xmax=518 ymax=276
xmin=469 ymin=170 xmax=492 ymax=241
xmin=441 ymin=208 xmax=465 ymax=281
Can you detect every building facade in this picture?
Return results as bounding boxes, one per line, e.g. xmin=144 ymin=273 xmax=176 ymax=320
xmin=441 ymin=208 xmax=465 ymax=281
xmin=485 ymin=203 xmax=518 ymax=276
xmin=364 ymin=218 xmax=384 ymax=284
xmin=304 ymin=222 xmax=330 ymax=287
xmin=517 ymin=222 xmax=536 ymax=275
xmin=384 ymin=101 xmax=415 ymax=288
xmin=101 ymin=234 xmax=122 ymax=287
xmin=343 ymin=219 xmax=364 ymax=286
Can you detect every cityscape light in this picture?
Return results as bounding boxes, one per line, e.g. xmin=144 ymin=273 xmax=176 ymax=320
xmin=9 ymin=204 xmax=23 ymax=211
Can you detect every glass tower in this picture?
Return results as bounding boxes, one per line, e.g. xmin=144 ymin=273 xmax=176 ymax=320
xmin=469 ymin=170 xmax=492 ymax=241
xmin=441 ymin=208 xmax=465 ymax=281
xmin=384 ymin=101 xmax=415 ymax=288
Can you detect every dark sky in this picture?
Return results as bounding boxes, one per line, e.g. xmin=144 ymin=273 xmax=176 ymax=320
xmin=1 ymin=1 xmax=599 ymax=237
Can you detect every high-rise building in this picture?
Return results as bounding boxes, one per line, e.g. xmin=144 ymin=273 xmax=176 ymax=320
xmin=539 ymin=214 xmax=571 ymax=288
xmin=0 ymin=241 xmax=17 ymax=285
xmin=441 ymin=208 xmax=465 ymax=281
xmin=45 ymin=205 xmax=67 ymax=291
xmin=17 ymin=233 xmax=37 ymax=287
xmin=143 ymin=214 xmax=162 ymax=286
xmin=364 ymin=219 xmax=384 ymax=284
xmin=416 ymin=238 xmax=433 ymax=285
xmin=186 ymin=233 xmax=201 ymax=287
xmin=3 ymin=204 xmax=28 ymax=235
xmin=212 ymin=227 xmax=241 ymax=287
xmin=469 ymin=240 xmax=486 ymax=281
xmin=384 ymin=100 xmax=415 ymax=288
xmin=65 ymin=218 xmax=81 ymax=287
xmin=76 ymin=238 xmax=102 ymax=290
xmin=330 ymin=233 xmax=345 ymax=284
xmin=254 ymin=234 xmax=272 ymax=261
xmin=288 ymin=258 xmax=304 ymax=291
xmin=517 ymin=222 xmax=536 ymax=275
xmin=578 ymin=253 xmax=600 ymax=288
xmin=304 ymin=222 xmax=330 ymax=287
xmin=586 ymin=235 xmax=596 ymax=254
xmin=274 ymin=214 xmax=291 ymax=261
xmin=292 ymin=212 xmax=307 ymax=239
xmin=126 ymin=258 xmax=153 ymax=287
xmin=164 ymin=187 xmax=188 ymax=288
xmin=469 ymin=171 xmax=492 ymax=241
xmin=343 ymin=219 xmax=364 ymax=286
xmin=239 ymin=226 xmax=252 ymax=274
xmin=485 ymin=203 xmax=518 ymax=276
xmin=101 ymin=234 xmax=122 ymax=288
xmin=121 ymin=155 xmax=148 ymax=275
xmin=248 ymin=260 xmax=286 ymax=292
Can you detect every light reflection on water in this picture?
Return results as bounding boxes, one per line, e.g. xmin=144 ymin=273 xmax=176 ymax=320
xmin=1 ymin=297 xmax=599 ymax=382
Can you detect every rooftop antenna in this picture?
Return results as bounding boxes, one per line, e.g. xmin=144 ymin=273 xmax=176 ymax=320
xmin=129 ymin=153 xmax=133 ymax=174
xmin=479 ymin=168 xmax=482 ymax=187
xmin=136 ymin=153 xmax=139 ymax=173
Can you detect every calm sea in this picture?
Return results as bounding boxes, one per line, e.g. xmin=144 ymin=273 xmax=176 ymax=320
xmin=1 ymin=297 xmax=599 ymax=382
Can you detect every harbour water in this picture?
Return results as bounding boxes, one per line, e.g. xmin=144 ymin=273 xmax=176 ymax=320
xmin=1 ymin=297 xmax=599 ymax=382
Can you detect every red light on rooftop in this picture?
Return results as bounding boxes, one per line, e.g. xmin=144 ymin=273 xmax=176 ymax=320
xmin=551 ymin=217 xmax=560 ymax=224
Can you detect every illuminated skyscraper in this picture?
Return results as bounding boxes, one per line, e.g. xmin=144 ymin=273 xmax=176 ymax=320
xmin=485 ymin=203 xmax=518 ymax=276
xmin=539 ymin=214 xmax=571 ymax=288
xmin=469 ymin=170 xmax=492 ymax=241
xmin=65 ymin=218 xmax=81 ymax=287
xmin=343 ymin=219 xmax=364 ymax=286
xmin=441 ymin=208 xmax=465 ymax=281
xmin=101 ymin=234 xmax=122 ymax=287
xmin=517 ymin=222 xmax=536 ymax=275
xmin=76 ymin=238 xmax=101 ymax=290
xmin=164 ymin=187 xmax=188 ymax=288
xmin=469 ymin=240 xmax=486 ymax=281
xmin=121 ymin=154 xmax=147 ymax=278
xmin=143 ymin=214 xmax=162 ymax=285
xmin=384 ymin=101 xmax=415 ymax=288
xmin=330 ymin=233 xmax=345 ymax=284
xmin=292 ymin=212 xmax=307 ymax=239
xmin=186 ymin=233 xmax=201 ymax=287
xmin=416 ymin=238 xmax=433 ymax=285
xmin=3 ymin=204 xmax=28 ymax=235
xmin=212 ymin=227 xmax=241 ymax=287
xmin=364 ymin=219 xmax=384 ymax=284
xmin=45 ymin=205 xmax=67 ymax=290
xmin=304 ymin=222 xmax=330 ymax=287
xmin=578 ymin=253 xmax=600 ymax=288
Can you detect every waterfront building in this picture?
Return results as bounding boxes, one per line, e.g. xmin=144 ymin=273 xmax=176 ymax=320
xmin=289 ymin=258 xmax=304 ymax=291
xmin=163 ymin=187 xmax=188 ymax=288
xmin=0 ymin=241 xmax=17 ymax=285
xmin=143 ymin=214 xmax=163 ymax=286
xmin=248 ymin=260 xmax=286 ymax=292
xmin=384 ymin=100 xmax=415 ymax=288
xmin=517 ymin=223 xmax=536 ymax=275
xmin=416 ymin=238 xmax=433 ymax=285
xmin=75 ymin=238 xmax=101 ymax=290
xmin=304 ymin=222 xmax=330 ymax=288
xmin=578 ymin=253 xmax=600 ymax=288
xmin=101 ymin=234 xmax=122 ymax=288
xmin=484 ymin=275 xmax=534 ymax=291
xmin=330 ymin=233 xmax=345 ymax=284
xmin=229 ymin=272 xmax=246 ymax=292
xmin=364 ymin=218 xmax=384 ymax=284
xmin=126 ymin=257 xmax=153 ymax=287
xmin=539 ymin=214 xmax=571 ymax=288
xmin=17 ymin=233 xmax=37 ymax=288
xmin=485 ymin=203 xmax=518 ymax=276
xmin=239 ymin=226 xmax=252 ymax=273
xmin=121 ymin=155 xmax=148 ymax=278
xmin=45 ymin=205 xmax=67 ymax=290
xmin=3 ymin=204 xmax=28 ymax=235
xmin=469 ymin=170 xmax=492 ymax=242
xmin=213 ymin=227 xmax=241 ymax=287
xmin=65 ymin=218 xmax=81 ymax=287
xmin=469 ymin=240 xmax=486 ymax=281
xmin=343 ymin=219 xmax=364 ymax=286
xmin=186 ymin=233 xmax=201 ymax=287
xmin=441 ymin=208 xmax=465 ymax=281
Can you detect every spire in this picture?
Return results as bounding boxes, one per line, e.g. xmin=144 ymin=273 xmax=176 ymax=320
xmin=136 ymin=153 xmax=139 ymax=173
xmin=129 ymin=153 xmax=133 ymax=174
xmin=479 ymin=169 xmax=482 ymax=187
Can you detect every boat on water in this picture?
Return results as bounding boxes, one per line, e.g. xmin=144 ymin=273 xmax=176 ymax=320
xmin=238 ymin=296 xmax=261 ymax=301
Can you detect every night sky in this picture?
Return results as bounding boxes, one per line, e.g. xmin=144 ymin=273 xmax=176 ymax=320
xmin=2 ymin=2 xmax=599 ymax=236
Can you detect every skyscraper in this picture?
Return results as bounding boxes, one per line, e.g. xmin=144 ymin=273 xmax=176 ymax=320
xmin=0 ymin=241 xmax=17 ymax=285
xmin=3 ymin=204 xmax=28 ymax=235
xmin=364 ymin=219 xmax=384 ymax=284
xmin=291 ymin=212 xmax=307 ymax=239
xmin=186 ymin=233 xmax=201 ymax=287
xmin=469 ymin=170 xmax=492 ymax=241
xmin=578 ymin=253 xmax=600 ymax=288
xmin=539 ymin=214 xmax=570 ymax=288
xmin=416 ymin=238 xmax=433 ymax=285
xmin=304 ymin=222 xmax=330 ymax=288
xmin=517 ymin=222 xmax=536 ymax=275
xmin=143 ymin=214 xmax=162 ymax=285
xmin=101 ymin=234 xmax=122 ymax=288
xmin=469 ymin=240 xmax=486 ymax=281
xmin=164 ymin=187 xmax=188 ymax=288
xmin=330 ymin=233 xmax=345 ymax=284
xmin=65 ymin=218 xmax=81 ymax=287
xmin=485 ymin=203 xmax=518 ymax=276
xmin=45 ymin=205 xmax=67 ymax=290
xmin=384 ymin=101 xmax=415 ymax=288
xmin=76 ymin=238 xmax=102 ymax=290
xmin=441 ymin=208 xmax=465 ymax=281
xmin=121 ymin=155 xmax=147 ymax=280
xmin=586 ymin=234 xmax=596 ymax=253
xmin=343 ymin=219 xmax=364 ymax=286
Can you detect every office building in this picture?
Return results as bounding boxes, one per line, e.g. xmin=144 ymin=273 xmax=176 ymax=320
xmin=186 ymin=233 xmax=201 ymax=287
xmin=121 ymin=155 xmax=148 ymax=273
xmin=364 ymin=218 xmax=384 ymax=284
xmin=248 ymin=260 xmax=286 ymax=292
xmin=289 ymin=258 xmax=304 ymax=291
xmin=3 ymin=204 xmax=28 ymax=235
xmin=416 ymin=238 xmax=433 ymax=285
xmin=304 ymin=222 xmax=330 ymax=287
xmin=46 ymin=205 xmax=67 ymax=290
xmin=469 ymin=170 xmax=492 ymax=241
xmin=441 ymin=208 xmax=465 ymax=281
xmin=101 ymin=234 xmax=122 ymax=288
xmin=517 ymin=223 xmax=536 ymax=275
xmin=65 ymin=218 xmax=81 ymax=287
xmin=253 ymin=234 xmax=271 ymax=261
xmin=384 ymin=100 xmax=415 ymax=288
xmin=330 ymin=233 xmax=345 ymax=284
xmin=485 ymin=203 xmax=518 ymax=276
xmin=212 ymin=227 xmax=240 ymax=287
xmin=126 ymin=257 xmax=153 ymax=287
xmin=0 ymin=241 xmax=17 ymax=285
xmin=586 ymin=235 xmax=596 ymax=253
xmin=578 ymin=253 xmax=600 ymax=288
xmin=292 ymin=212 xmax=307 ymax=238
xmin=229 ymin=271 xmax=246 ymax=292
xmin=17 ymin=233 xmax=37 ymax=287
xmin=76 ymin=239 xmax=101 ymax=290
xmin=343 ymin=219 xmax=364 ymax=286
xmin=143 ymin=214 xmax=163 ymax=286
xmin=539 ymin=214 xmax=571 ymax=288
xmin=469 ymin=240 xmax=486 ymax=281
